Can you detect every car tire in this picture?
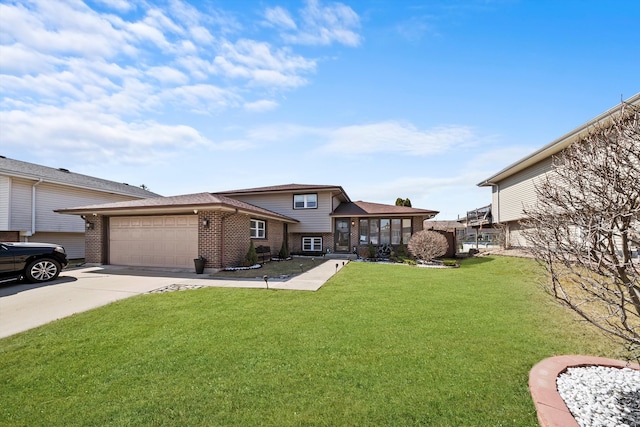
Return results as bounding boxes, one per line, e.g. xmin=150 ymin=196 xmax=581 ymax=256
xmin=25 ymin=258 xmax=61 ymax=283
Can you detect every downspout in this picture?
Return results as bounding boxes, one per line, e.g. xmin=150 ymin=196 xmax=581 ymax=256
xmin=30 ymin=178 xmax=44 ymax=240
xmin=484 ymin=181 xmax=500 ymax=224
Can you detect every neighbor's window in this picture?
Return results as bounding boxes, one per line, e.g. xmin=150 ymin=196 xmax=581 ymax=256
xmin=294 ymin=194 xmax=317 ymax=209
xmin=302 ymin=237 xmax=322 ymax=251
xmin=250 ymin=219 xmax=266 ymax=238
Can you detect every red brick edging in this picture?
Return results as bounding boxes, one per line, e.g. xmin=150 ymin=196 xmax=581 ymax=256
xmin=528 ymin=355 xmax=640 ymax=427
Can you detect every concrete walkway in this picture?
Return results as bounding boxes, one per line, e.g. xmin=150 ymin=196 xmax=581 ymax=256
xmin=0 ymin=259 xmax=351 ymax=339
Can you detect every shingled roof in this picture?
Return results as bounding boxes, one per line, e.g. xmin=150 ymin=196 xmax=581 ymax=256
xmin=56 ymin=192 xmax=299 ymax=223
xmin=0 ymin=156 xmax=160 ymax=198
xmin=219 ymin=183 xmax=351 ymax=201
xmin=332 ymin=201 xmax=438 ymax=218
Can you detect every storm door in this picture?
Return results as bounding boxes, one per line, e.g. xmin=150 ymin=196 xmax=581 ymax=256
xmin=334 ymin=219 xmax=351 ymax=252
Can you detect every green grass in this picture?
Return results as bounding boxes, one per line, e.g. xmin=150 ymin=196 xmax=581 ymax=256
xmin=0 ymin=256 xmax=621 ymax=426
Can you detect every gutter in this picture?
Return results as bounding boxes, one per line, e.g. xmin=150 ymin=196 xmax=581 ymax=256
xmin=30 ymin=178 xmax=44 ymax=238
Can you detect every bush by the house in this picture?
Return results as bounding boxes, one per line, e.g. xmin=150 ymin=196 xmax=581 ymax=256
xmin=408 ymin=230 xmax=449 ymax=262
xmin=244 ymin=241 xmax=258 ymax=266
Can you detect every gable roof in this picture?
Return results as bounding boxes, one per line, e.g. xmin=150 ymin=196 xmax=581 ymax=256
xmin=477 ymin=93 xmax=640 ymax=186
xmin=332 ymin=201 xmax=438 ymax=218
xmin=0 ymin=156 xmax=160 ymax=198
xmin=56 ymin=192 xmax=299 ymax=223
xmin=219 ymin=183 xmax=351 ymax=202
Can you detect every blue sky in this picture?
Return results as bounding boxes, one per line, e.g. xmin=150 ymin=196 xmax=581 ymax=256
xmin=1 ymin=0 xmax=638 ymax=219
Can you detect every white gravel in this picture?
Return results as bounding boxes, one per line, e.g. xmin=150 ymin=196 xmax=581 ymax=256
xmin=557 ymin=366 xmax=640 ymax=427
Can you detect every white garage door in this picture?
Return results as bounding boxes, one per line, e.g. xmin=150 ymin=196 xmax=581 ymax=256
xmin=110 ymin=215 xmax=199 ymax=268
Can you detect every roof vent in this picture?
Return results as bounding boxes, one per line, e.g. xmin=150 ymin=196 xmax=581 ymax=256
xmin=58 ymin=168 xmax=70 ymax=173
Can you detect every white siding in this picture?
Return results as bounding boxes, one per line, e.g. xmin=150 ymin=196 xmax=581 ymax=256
xmin=35 ymin=182 xmax=138 ymax=233
xmin=232 ymin=191 xmax=334 ymax=233
xmin=0 ymin=176 xmax=9 ymax=229
xmin=9 ymin=178 xmax=32 ymax=232
xmin=32 ymin=232 xmax=85 ymax=259
xmin=493 ymin=158 xmax=552 ymax=223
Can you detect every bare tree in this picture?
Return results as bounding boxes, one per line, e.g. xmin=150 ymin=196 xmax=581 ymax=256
xmin=521 ymin=101 xmax=640 ymax=359
xmin=408 ymin=230 xmax=449 ymax=262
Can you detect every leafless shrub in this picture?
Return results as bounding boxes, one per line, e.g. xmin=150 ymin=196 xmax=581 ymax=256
xmin=521 ymin=100 xmax=640 ymax=359
xmin=408 ymin=230 xmax=449 ymax=262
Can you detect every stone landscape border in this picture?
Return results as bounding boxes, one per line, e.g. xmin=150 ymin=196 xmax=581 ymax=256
xmin=529 ymin=355 xmax=640 ymax=427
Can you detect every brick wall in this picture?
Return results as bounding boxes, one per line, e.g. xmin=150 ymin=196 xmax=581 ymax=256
xmin=198 ymin=212 xmax=288 ymax=268
xmin=222 ymin=212 xmax=249 ymax=268
xmin=84 ymin=215 xmax=105 ymax=263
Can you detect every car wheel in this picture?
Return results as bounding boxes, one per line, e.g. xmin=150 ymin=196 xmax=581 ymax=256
xmin=25 ymin=258 xmax=61 ymax=283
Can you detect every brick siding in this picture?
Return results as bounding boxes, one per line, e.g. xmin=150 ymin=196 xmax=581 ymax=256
xmin=84 ymin=215 xmax=104 ymax=263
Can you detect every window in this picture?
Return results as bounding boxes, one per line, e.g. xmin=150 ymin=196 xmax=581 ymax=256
xmin=402 ymin=219 xmax=412 ymax=243
xmin=302 ymin=237 xmax=322 ymax=251
xmin=358 ymin=218 xmax=413 ymax=245
xmin=294 ymin=194 xmax=317 ymax=209
xmin=359 ymin=219 xmax=369 ymax=244
xmin=369 ymin=219 xmax=379 ymax=244
xmin=250 ymin=219 xmax=266 ymax=238
xmin=391 ymin=219 xmax=402 ymax=245
xmin=380 ymin=219 xmax=391 ymax=244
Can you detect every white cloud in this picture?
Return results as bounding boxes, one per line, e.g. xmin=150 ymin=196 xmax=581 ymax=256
xmin=93 ymin=0 xmax=133 ymax=13
xmin=264 ymin=6 xmax=297 ymax=30
xmin=0 ymin=0 xmax=364 ymax=170
xmin=215 ymin=120 xmax=477 ymax=157
xmin=0 ymin=43 xmax=59 ymax=75
xmin=0 ymin=105 xmax=215 ymax=165
xmin=266 ymin=0 xmax=362 ymax=47
xmin=161 ymin=84 xmax=242 ymax=114
xmin=214 ymin=39 xmax=315 ymax=87
xmin=321 ymin=121 xmax=476 ymax=155
xmin=244 ymin=99 xmax=279 ymax=112
xmin=146 ymin=66 xmax=190 ymax=85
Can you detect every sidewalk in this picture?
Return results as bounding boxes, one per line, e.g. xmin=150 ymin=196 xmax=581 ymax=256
xmin=0 ymin=259 xmax=351 ymax=339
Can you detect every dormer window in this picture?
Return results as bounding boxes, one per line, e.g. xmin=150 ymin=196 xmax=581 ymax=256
xmin=293 ymin=194 xmax=317 ymax=209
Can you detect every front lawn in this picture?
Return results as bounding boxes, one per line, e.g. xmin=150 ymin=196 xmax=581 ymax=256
xmin=212 ymin=256 xmax=326 ymax=279
xmin=0 ymin=256 xmax=621 ymax=426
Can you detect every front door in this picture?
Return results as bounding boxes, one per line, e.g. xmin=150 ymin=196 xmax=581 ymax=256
xmin=334 ymin=219 xmax=350 ymax=253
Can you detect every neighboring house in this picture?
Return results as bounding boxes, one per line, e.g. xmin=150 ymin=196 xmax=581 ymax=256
xmin=0 ymin=157 xmax=160 ymax=258
xmin=57 ymin=184 xmax=438 ymax=270
xmin=477 ymin=93 xmax=640 ymax=248
xmin=456 ymin=205 xmax=501 ymax=251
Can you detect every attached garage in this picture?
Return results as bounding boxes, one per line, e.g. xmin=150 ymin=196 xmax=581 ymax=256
xmin=56 ymin=192 xmax=299 ymax=270
xmin=109 ymin=215 xmax=198 ymax=268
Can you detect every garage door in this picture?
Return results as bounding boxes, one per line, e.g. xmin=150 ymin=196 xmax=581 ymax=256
xmin=110 ymin=216 xmax=199 ymax=268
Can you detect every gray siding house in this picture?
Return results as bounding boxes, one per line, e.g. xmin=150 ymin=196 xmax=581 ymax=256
xmin=0 ymin=157 xmax=160 ymax=258
xmin=477 ymin=93 xmax=640 ymax=248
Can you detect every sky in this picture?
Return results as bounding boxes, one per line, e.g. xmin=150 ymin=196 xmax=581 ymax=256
xmin=1 ymin=0 xmax=638 ymax=220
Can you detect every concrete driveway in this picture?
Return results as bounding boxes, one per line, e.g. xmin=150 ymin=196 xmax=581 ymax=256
xmin=0 ymin=259 xmax=350 ymax=339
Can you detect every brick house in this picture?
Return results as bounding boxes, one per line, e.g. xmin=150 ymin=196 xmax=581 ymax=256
xmin=57 ymin=184 xmax=438 ymax=270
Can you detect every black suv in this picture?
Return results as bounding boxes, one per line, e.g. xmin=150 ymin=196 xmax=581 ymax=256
xmin=0 ymin=242 xmax=69 ymax=284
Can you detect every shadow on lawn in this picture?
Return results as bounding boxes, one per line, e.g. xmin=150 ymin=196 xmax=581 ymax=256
xmin=459 ymin=256 xmax=495 ymax=267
